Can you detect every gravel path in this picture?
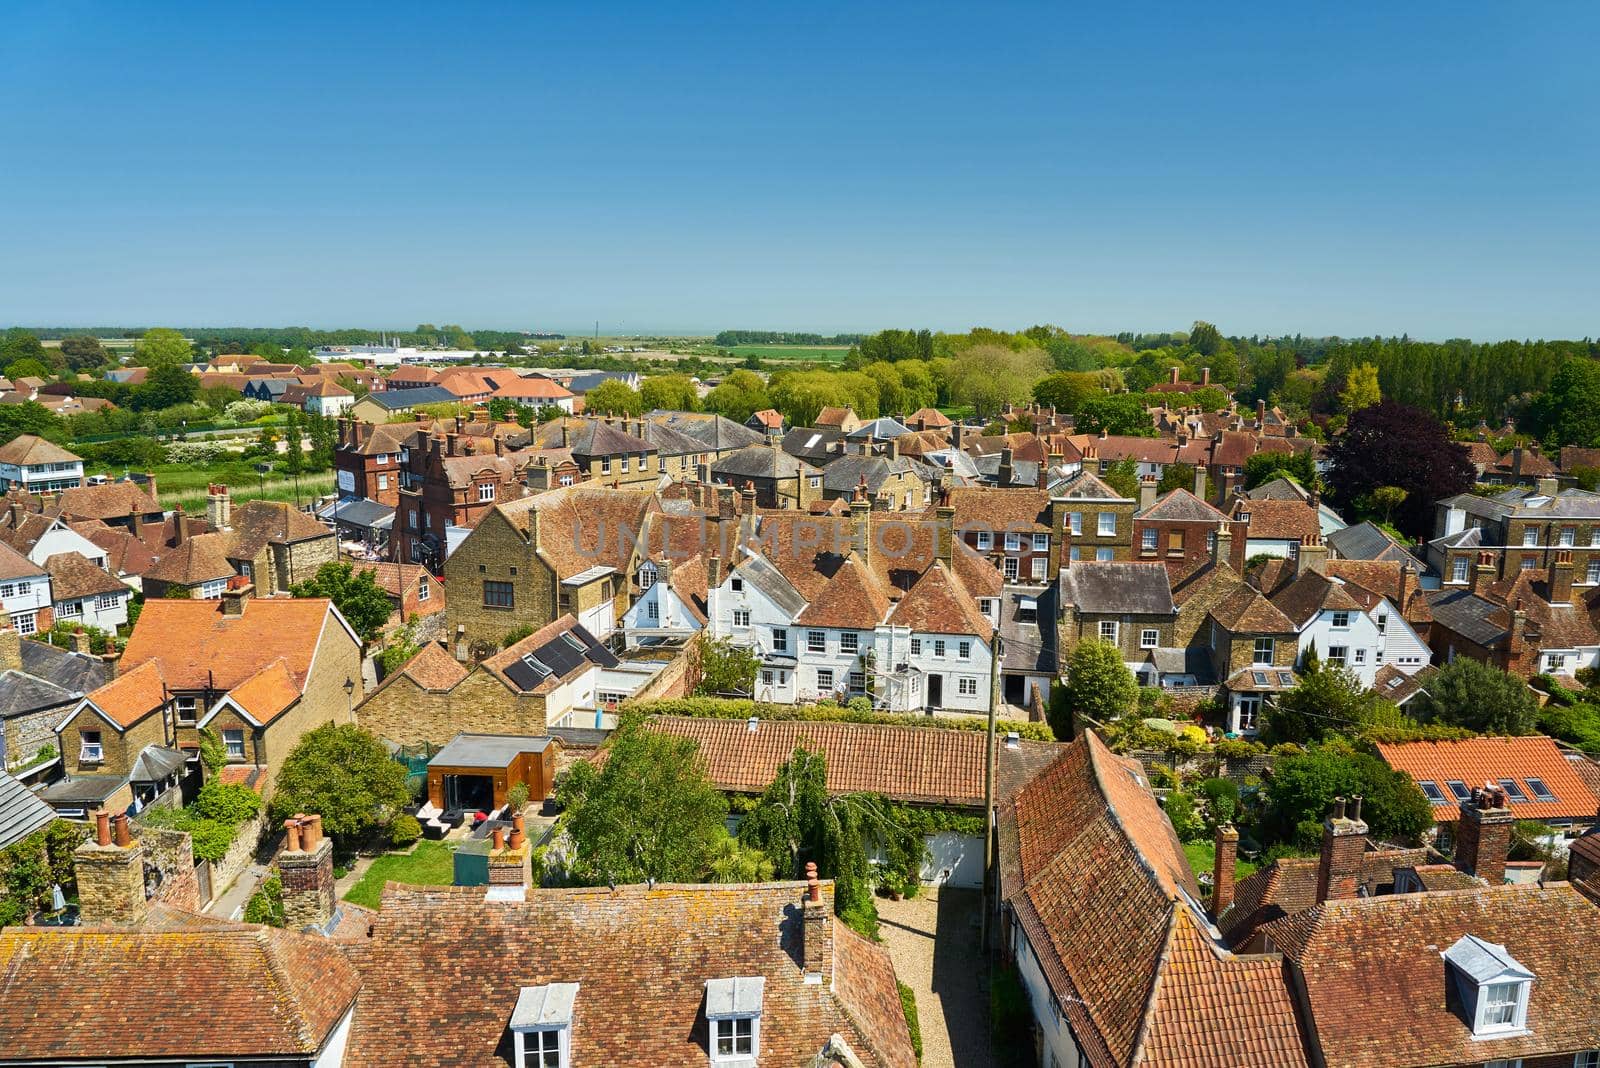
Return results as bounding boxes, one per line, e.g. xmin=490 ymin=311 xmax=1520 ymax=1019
xmin=877 ymin=888 xmax=995 ymax=1068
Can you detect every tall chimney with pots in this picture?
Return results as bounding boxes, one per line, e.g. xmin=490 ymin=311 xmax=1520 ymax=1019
xmin=717 ymin=486 xmax=736 ymax=522
xmin=849 ymin=483 xmax=872 ymax=567
xmin=206 ymin=484 xmax=232 ymax=530
xmin=1296 ymin=533 xmax=1329 ymax=576
xmin=1455 ymin=785 xmax=1514 ymax=884
xmin=1193 ymin=464 xmax=1209 ymax=501
xmin=935 ymin=494 xmax=955 ymax=566
xmin=1211 ymin=822 xmax=1239 ymax=918
xmin=801 ymin=861 xmax=832 ymax=983
xmin=76 ymin=811 xmax=148 ymax=926
xmin=998 ymin=447 xmax=1015 ymax=487
xmin=1315 ymin=796 xmax=1369 ymax=903
xmin=278 ymin=814 xmax=336 ymax=931
xmin=1212 ymin=525 xmax=1233 ymax=570
xmin=1471 ymin=550 xmax=1497 ymax=594
xmin=1201 ymin=367 xmax=1211 ymax=387
xmin=1139 ymin=476 xmax=1159 ymax=513
xmin=1551 ymin=549 xmax=1575 ymax=604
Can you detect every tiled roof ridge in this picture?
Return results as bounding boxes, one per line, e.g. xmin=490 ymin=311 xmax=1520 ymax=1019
xmin=1125 ymin=906 xmax=1181 ymax=1067
xmin=255 ymin=927 xmax=321 ymax=1054
xmin=1086 ymin=735 xmax=1178 ymax=907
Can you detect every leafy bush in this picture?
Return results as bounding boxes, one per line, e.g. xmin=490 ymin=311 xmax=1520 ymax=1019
xmin=389 ymin=814 xmax=422 ymax=848
xmin=1198 ymin=778 xmax=1240 ymax=827
xmin=1214 ymin=737 xmax=1266 ymax=760
xmin=506 ymin=782 xmax=530 ymax=813
xmin=1163 ymin=791 xmax=1204 ymax=842
xmin=1538 ymin=702 xmax=1600 ymax=757
xmin=191 ymin=782 xmax=261 ymax=824
xmin=224 ymin=399 xmax=275 ymax=422
xmin=163 ymin=440 xmax=234 ymax=465
xmin=243 ymin=876 xmax=285 ymax=927
xmin=1262 ymin=742 xmax=1433 ymax=847
xmin=1413 ymin=657 xmax=1540 ymax=735
xmin=271 ymin=724 xmax=411 ymax=845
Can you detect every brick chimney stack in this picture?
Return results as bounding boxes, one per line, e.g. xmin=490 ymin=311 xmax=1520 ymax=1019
xmin=998 ymin=447 xmax=1015 ymax=487
xmin=1296 ymin=533 xmax=1329 ymax=576
xmin=1471 ymin=550 xmax=1497 ymax=595
xmin=0 ymin=622 xmax=21 ymax=674
xmin=278 ymin=814 xmax=335 ymax=931
xmin=1455 ymin=784 xmax=1514 ymax=885
xmin=935 ymin=494 xmax=955 ymax=567
xmin=849 ymin=484 xmax=872 ymax=567
xmin=76 ymin=811 xmax=148 ymax=926
xmin=1551 ymin=549 xmax=1575 ymax=604
xmin=206 ymin=484 xmax=232 ymax=531
xmin=1193 ymin=464 xmax=1209 ymax=502
xmin=1315 ymin=796 xmax=1369 ymax=903
xmin=221 ymin=576 xmax=253 ymax=617
xmin=1212 ymin=524 xmax=1232 ymax=569
xmin=801 ymin=861 xmax=831 ymax=983
xmin=1211 ymin=822 xmax=1239 ymax=919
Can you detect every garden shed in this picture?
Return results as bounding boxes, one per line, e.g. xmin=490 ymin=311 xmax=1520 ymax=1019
xmin=425 ymin=733 xmax=558 ymax=814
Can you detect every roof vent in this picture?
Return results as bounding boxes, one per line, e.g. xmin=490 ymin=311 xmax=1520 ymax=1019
xmin=1005 ymin=731 xmax=1021 ymax=749
xmin=747 ymin=716 xmax=759 ymax=733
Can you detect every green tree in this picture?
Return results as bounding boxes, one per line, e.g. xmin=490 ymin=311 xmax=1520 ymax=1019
xmin=555 ymin=716 xmax=729 ymax=885
xmin=1056 ymin=640 xmax=1138 ymax=739
xmin=1188 ymin=321 xmax=1224 ymax=357
xmin=738 ymin=746 xmax=916 ymax=936
xmin=0 ymin=402 xmax=63 ymax=446
xmin=289 ymin=561 xmax=393 ymax=643
xmin=1189 ymin=385 xmax=1231 ymax=412
xmin=1263 ymin=741 xmax=1434 ymax=847
xmin=585 ymin=379 xmax=643 ymax=416
xmin=3 ymin=358 xmax=50 ymax=382
xmin=1158 ymin=462 xmax=1202 ymax=496
xmin=706 ymin=831 xmax=775 ymax=883
xmin=639 ymin=374 xmax=699 ymax=413
xmin=131 ymin=361 xmax=199 ymax=411
xmin=695 ymin=636 xmax=761 ymax=696
xmin=1340 ymin=363 xmax=1382 ymax=413
xmin=1243 ymin=449 xmax=1316 ymax=489
xmin=1414 ymin=657 xmax=1540 ymax=735
xmin=0 ymin=330 xmax=49 ymax=371
xmin=1369 ymin=486 xmax=1407 ymax=526
xmin=1100 ymin=458 xmax=1140 ymax=499
xmin=1031 ymin=371 xmax=1097 ymax=415
xmin=1075 ymin=394 xmax=1149 ymax=436
xmin=1529 ymin=358 xmax=1600 ymax=448
xmin=132 ymin=327 xmax=194 ymax=366
xmin=1264 ymin=658 xmax=1391 ymax=745
xmin=282 ymin=409 xmax=305 ymax=476
xmin=271 ymin=724 xmax=411 ymax=845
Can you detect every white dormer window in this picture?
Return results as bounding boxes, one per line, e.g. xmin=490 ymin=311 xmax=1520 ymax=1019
xmin=637 ymin=562 xmax=657 ymax=589
xmin=705 ymin=976 xmax=763 ymax=1065
xmin=510 ymin=982 xmax=578 ymax=1068
xmin=1443 ymin=934 xmax=1533 ymax=1038
xmin=479 ymin=483 xmax=496 ymax=502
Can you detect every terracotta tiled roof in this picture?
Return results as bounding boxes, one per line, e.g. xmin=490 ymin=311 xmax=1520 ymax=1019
xmin=1139 ymin=488 xmax=1229 ymax=523
xmin=354 ymin=560 xmax=431 ymax=599
xmin=43 ymin=551 xmax=125 ymax=601
xmin=814 ymin=405 xmax=857 ymax=428
xmin=225 ymin=658 xmax=301 ymax=724
xmin=937 ymin=486 xmax=1051 ymax=531
xmin=0 ymin=539 xmax=46 ymax=581
xmin=141 ymin=532 xmax=234 ymax=585
xmin=648 ymin=715 xmax=1006 ymax=806
xmin=1374 ymin=735 xmax=1600 ymax=822
xmin=0 ymin=923 xmax=359 ymax=1061
xmin=1209 ymin=585 xmax=1296 ymax=634
xmin=797 ymin=555 xmax=893 ymax=629
xmin=1232 ymin=498 xmax=1320 ymax=541
xmin=495 ymin=483 xmax=659 ymax=578
xmin=56 ymin=481 xmax=161 ymax=520
xmin=342 ymin=882 xmax=916 ymax=1068
xmin=748 ymin=407 xmax=785 ymax=429
xmin=908 ymin=407 xmax=952 ymax=429
xmin=120 ymin=597 xmax=338 ymax=693
xmin=389 ymin=641 xmax=467 ymax=691
xmin=888 ymin=559 xmax=993 ymax=640
xmin=997 ymin=733 xmax=1308 ymax=1067
xmin=0 ymin=434 xmax=80 ymax=466
xmin=1267 ymin=570 xmax=1364 ymax=627
xmin=1259 ymin=884 xmax=1600 ymax=1068
xmin=80 ymin=659 xmax=168 ymax=729
xmin=490 ymin=373 xmax=573 ymax=400
xmin=228 ymin=498 xmax=332 ymax=549
xmin=1217 ymin=847 xmax=1425 ymax=945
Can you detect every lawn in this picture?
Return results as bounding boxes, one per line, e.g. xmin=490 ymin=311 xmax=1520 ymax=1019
xmin=1184 ymin=839 xmax=1259 ymax=883
xmin=343 ymin=840 xmax=457 ymax=909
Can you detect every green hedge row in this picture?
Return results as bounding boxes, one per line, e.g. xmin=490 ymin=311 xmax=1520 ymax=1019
xmin=624 ymin=696 xmax=1057 ymax=742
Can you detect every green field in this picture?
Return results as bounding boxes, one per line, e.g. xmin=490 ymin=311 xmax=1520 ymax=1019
xmin=85 ymin=461 xmax=336 ymax=514
xmin=721 ymin=343 xmax=850 ymax=363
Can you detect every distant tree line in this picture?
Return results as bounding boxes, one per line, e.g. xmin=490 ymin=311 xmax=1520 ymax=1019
xmin=713 ymin=330 xmax=865 ymax=346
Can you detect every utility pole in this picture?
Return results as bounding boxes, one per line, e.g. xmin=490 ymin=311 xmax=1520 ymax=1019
xmin=980 ymin=631 xmax=1003 ymax=950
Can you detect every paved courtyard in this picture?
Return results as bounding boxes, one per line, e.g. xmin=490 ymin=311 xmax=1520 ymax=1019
xmin=876 ymin=887 xmax=995 ymax=1068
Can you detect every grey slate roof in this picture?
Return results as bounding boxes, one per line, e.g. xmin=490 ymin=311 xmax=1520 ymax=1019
xmin=0 ymin=642 xmax=111 ymax=721
xmin=1426 ymin=587 xmax=1508 ymax=647
xmin=732 ymin=551 xmax=809 ymax=618
xmin=1000 ymin=586 xmax=1057 ymax=675
xmin=780 ymin=427 xmax=845 ymax=465
xmin=1245 ymin=476 xmax=1309 ymax=502
xmin=129 ymin=745 xmax=188 ymax=783
xmin=323 ymin=498 xmax=395 ymax=529
xmin=1051 ymin=471 xmax=1130 ymax=502
xmin=820 ymin=455 xmax=925 ymax=495
xmin=1326 ymin=521 xmax=1416 ymax=564
xmin=1058 ymin=562 xmax=1175 ymax=616
xmin=40 ymin=774 xmax=127 ymax=805
xmin=1143 ymin=646 xmax=1215 ymax=681
xmin=365 ymin=386 xmax=457 ymax=410
xmin=845 ymin=417 xmax=911 ymax=440
xmin=974 ymin=454 xmax=1040 ymax=487
xmin=0 ymin=770 xmax=55 ymax=850
xmin=711 ymin=445 xmax=817 ymax=481
xmin=650 ymin=412 xmax=765 ymax=452
xmin=430 ymin=733 xmax=553 ymax=769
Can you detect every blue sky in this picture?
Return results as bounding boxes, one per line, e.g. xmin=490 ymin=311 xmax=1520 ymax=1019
xmin=2 ymin=2 xmax=1597 ymax=339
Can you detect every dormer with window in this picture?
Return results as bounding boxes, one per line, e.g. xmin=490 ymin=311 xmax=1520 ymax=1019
xmin=510 ymin=982 xmax=578 ymax=1068
xmin=1442 ymin=934 xmax=1533 ymax=1038
xmin=704 ymin=975 xmax=763 ymax=1067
